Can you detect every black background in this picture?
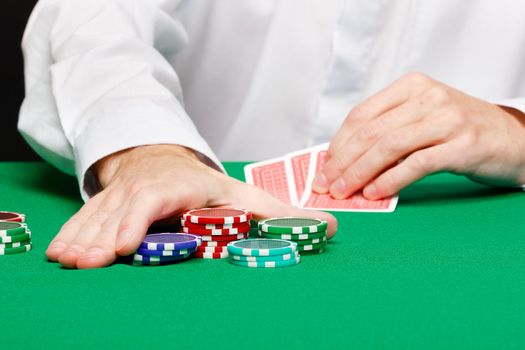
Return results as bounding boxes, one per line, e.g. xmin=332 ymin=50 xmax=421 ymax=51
xmin=2 ymin=0 xmax=39 ymax=161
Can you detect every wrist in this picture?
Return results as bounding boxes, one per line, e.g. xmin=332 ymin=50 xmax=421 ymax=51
xmin=93 ymin=144 xmax=199 ymax=188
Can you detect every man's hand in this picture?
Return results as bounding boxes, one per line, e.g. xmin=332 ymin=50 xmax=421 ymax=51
xmin=46 ymin=145 xmax=337 ymax=269
xmin=313 ymin=72 xmax=525 ymax=200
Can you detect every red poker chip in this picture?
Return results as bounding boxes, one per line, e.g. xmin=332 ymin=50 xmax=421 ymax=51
xmin=199 ymin=240 xmax=230 ymax=248
xmin=198 ymin=233 xmax=249 ymax=242
xmin=182 ymin=208 xmax=251 ymax=225
xmin=181 ymin=225 xmax=251 ymax=236
xmin=181 ymin=220 xmax=251 ymax=230
xmin=196 ymin=245 xmax=229 ymax=254
xmin=194 ymin=251 xmax=229 ymax=259
xmin=0 ymin=211 xmax=25 ymax=223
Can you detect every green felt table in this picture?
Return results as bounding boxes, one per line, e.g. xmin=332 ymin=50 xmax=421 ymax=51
xmin=1 ymin=161 xmax=524 ymax=349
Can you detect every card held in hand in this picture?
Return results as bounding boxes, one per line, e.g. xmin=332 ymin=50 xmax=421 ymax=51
xmin=244 ymin=143 xmax=398 ymax=212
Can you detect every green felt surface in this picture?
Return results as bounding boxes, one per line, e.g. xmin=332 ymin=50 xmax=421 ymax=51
xmin=1 ymin=162 xmax=525 ymax=349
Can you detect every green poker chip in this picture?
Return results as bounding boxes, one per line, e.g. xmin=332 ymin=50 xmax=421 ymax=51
xmin=297 ymin=240 xmax=327 ymax=252
xmin=0 ymin=243 xmax=32 ymax=255
xmin=227 ymin=239 xmax=297 ymax=257
xmin=261 ymin=231 xmax=327 ymax=241
xmin=0 ymin=239 xmax=31 ymax=249
xmin=230 ymin=251 xmax=299 ymax=262
xmin=300 ymin=249 xmax=325 ymax=255
xmin=294 ymin=236 xmax=327 ymax=246
xmin=0 ymin=231 xmax=32 ymax=244
xmin=229 ymin=256 xmax=300 ymax=268
xmin=0 ymin=222 xmax=28 ymax=237
xmin=258 ymin=217 xmax=327 ymax=234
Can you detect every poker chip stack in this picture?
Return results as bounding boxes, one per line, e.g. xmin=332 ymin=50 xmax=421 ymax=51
xmin=258 ymin=217 xmax=328 ymax=255
xmin=132 ymin=233 xmax=201 ymax=266
xmin=227 ymin=239 xmax=300 ymax=268
xmin=0 ymin=212 xmax=32 ymax=256
xmin=180 ymin=208 xmax=252 ymax=259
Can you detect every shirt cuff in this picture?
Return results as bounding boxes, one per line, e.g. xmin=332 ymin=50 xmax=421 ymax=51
xmin=75 ymin=98 xmax=224 ymax=201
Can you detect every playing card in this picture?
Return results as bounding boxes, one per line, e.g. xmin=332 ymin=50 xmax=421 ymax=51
xmin=245 ymin=143 xmax=398 ymax=212
xmin=299 ymin=145 xmax=398 ymax=212
xmin=284 ymin=149 xmax=312 ymax=205
xmin=244 ymin=157 xmax=294 ymax=205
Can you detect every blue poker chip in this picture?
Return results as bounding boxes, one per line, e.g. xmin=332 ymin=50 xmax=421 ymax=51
xmin=136 ymin=246 xmax=196 ymax=257
xmin=132 ymin=252 xmax=192 ymax=266
xmin=139 ymin=233 xmax=201 ymax=251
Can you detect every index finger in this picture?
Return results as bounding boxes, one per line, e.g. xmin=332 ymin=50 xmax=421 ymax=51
xmin=328 ymin=72 xmax=430 ymax=157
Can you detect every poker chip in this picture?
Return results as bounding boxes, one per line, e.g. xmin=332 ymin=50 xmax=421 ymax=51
xmin=0 ymin=222 xmax=28 ymax=237
xmin=194 ymin=251 xmax=229 ymax=259
xmin=180 ymin=220 xmax=250 ymax=230
xmin=196 ymin=245 xmax=229 ymax=254
xmin=132 ymin=253 xmax=192 ymax=266
xmin=0 ymin=211 xmax=25 ymax=223
xmin=199 ymin=233 xmax=248 ymax=242
xmin=258 ymin=217 xmax=327 ymax=234
xmin=131 ymin=233 xmax=202 ymax=266
xmin=0 ymin=231 xmax=31 ymax=244
xmin=199 ymin=240 xmax=230 ymax=248
xmin=139 ymin=233 xmax=201 ymax=251
xmin=182 ymin=208 xmax=251 ymax=225
xmin=180 ymin=208 xmax=252 ymax=259
xmin=227 ymin=239 xmax=297 ymax=257
xmin=0 ymin=239 xmax=31 ymax=249
xmin=181 ymin=225 xmax=251 ymax=236
xmin=136 ymin=247 xmax=194 ymax=257
xmin=257 ymin=217 xmax=328 ymax=256
xmin=297 ymin=240 xmax=327 ymax=252
xmin=229 ymin=256 xmax=300 ymax=268
xmin=260 ymin=231 xmax=327 ymax=241
xmin=300 ymin=249 xmax=325 ymax=255
xmin=0 ymin=213 xmax=32 ymax=256
xmin=293 ymin=236 xmax=327 ymax=246
xmin=133 ymin=252 xmax=191 ymax=262
xmin=231 ymin=251 xmax=299 ymax=262
xmin=0 ymin=243 xmax=32 ymax=255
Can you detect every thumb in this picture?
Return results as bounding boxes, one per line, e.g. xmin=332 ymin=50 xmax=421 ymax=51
xmin=229 ymin=182 xmax=338 ymax=238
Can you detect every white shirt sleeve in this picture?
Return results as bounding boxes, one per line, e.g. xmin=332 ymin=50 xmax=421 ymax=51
xmin=18 ymin=0 xmax=223 ymax=200
xmin=490 ymin=97 xmax=525 ymax=190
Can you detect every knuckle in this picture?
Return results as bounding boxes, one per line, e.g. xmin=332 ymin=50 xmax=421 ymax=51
xmin=380 ymin=133 xmax=404 ymax=154
xmin=424 ymin=86 xmax=451 ymax=105
xmin=447 ymin=106 xmax=468 ymax=125
xmin=357 ymin=124 xmax=380 ymax=143
xmin=459 ymin=132 xmax=478 ymax=149
xmin=410 ymin=152 xmax=434 ymax=173
xmin=346 ymin=168 xmax=365 ymax=184
xmin=347 ymin=104 xmax=369 ymax=122
xmin=403 ymin=71 xmax=431 ymax=86
xmin=327 ymin=156 xmax=347 ymax=175
xmin=378 ymin=172 xmax=397 ymax=193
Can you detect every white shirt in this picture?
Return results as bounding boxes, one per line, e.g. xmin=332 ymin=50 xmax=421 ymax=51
xmin=19 ymin=0 xmax=525 ymax=198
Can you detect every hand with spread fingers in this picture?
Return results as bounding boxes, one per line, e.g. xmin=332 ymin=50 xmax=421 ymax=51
xmin=312 ymin=72 xmax=525 ymax=200
xmin=45 ymin=145 xmax=337 ymax=269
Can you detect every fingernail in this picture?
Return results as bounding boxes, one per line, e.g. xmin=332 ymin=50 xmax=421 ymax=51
xmin=331 ymin=178 xmax=346 ymax=197
xmin=313 ymin=173 xmax=328 ymax=190
xmin=365 ymin=184 xmax=378 ymax=199
xmin=116 ymin=230 xmax=132 ymax=251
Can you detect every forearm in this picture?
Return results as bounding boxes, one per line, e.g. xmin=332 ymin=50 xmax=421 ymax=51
xmin=19 ymin=0 xmax=223 ymax=199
